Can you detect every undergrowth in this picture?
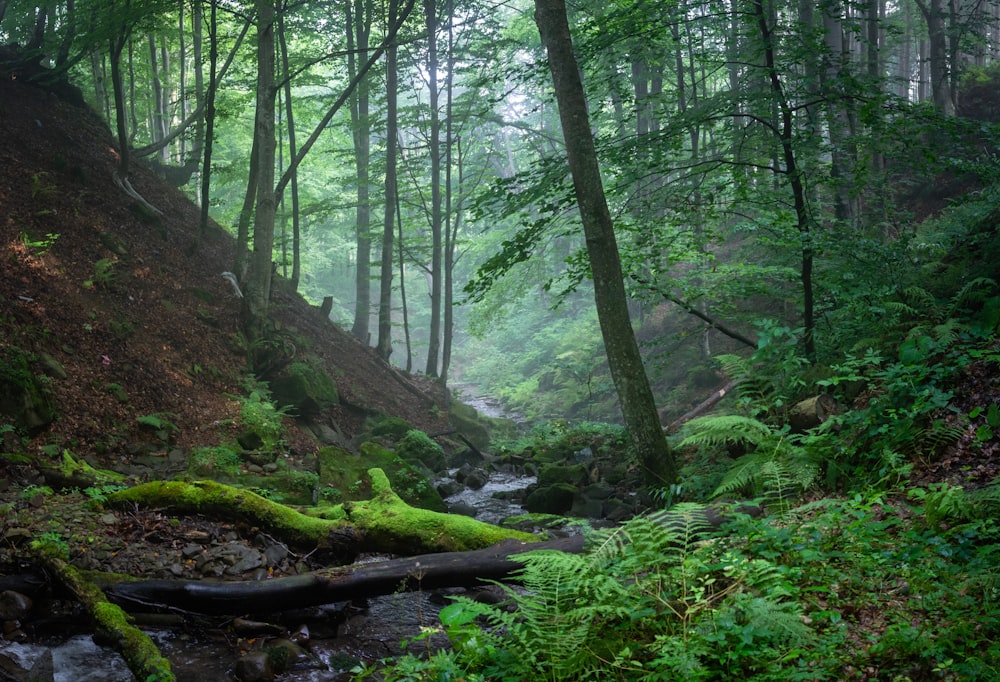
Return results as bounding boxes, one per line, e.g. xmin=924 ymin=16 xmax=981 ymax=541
xmin=362 ymin=494 xmax=1000 ymax=680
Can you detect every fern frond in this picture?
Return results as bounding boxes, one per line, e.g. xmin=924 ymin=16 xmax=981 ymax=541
xmin=900 ymin=286 xmax=941 ymax=321
xmin=712 ymin=444 xmax=819 ymax=504
xmin=883 ymin=300 xmax=921 ymax=319
xmin=950 ymin=277 xmax=997 ymax=309
xmin=679 ymin=415 xmax=775 ymax=450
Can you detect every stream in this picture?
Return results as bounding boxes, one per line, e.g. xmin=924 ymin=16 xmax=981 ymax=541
xmin=0 ymin=469 xmax=538 ymax=681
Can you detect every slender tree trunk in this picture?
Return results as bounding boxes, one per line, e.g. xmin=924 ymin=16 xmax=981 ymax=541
xmin=752 ymin=0 xmax=816 ymax=362
xmin=277 ymin=11 xmax=301 ymax=290
xmin=914 ymin=0 xmax=955 ymax=115
xmin=441 ymin=0 xmax=456 ymax=385
xmin=533 ymin=0 xmax=677 ymax=486
xmin=376 ymin=0 xmax=401 ymax=361
xmin=397 ymin=185 xmax=412 ymax=372
xmin=347 ymin=0 xmax=374 ymax=342
xmin=244 ymin=0 xmax=277 ymax=346
xmin=109 ymin=29 xmax=131 ymax=178
xmin=199 ymin=0 xmax=217 ymax=238
xmin=424 ymin=0 xmax=443 ymax=378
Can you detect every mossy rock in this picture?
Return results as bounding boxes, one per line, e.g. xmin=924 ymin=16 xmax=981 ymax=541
xmin=0 ymin=347 xmax=56 ymax=433
xmin=524 ymin=483 xmax=577 ymax=515
xmin=396 ymin=429 xmax=447 ymax=472
xmin=538 ymin=463 xmax=588 ymax=488
xmin=318 ymin=443 xmax=445 ymax=512
xmin=367 ymin=416 xmax=415 ymax=441
xmin=269 ymin=359 xmax=338 ymax=417
xmin=447 ymin=401 xmax=491 ymax=451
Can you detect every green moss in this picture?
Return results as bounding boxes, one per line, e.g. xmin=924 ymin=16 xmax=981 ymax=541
xmin=368 ymin=416 xmax=416 ymax=440
xmin=109 ymin=480 xmax=347 ymax=550
xmin=396 ymin=429 xmax=447 ymax=471
xmin=344 ymin=468 xmax=535 ymax=553
xmin=269 ymin=359 xmax=338 ymax=416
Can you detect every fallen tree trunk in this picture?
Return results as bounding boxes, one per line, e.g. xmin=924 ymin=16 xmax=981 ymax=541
xmin=34 ymin=549 xmax=175 ymax=681
xmin=665 ymin=379 xmax=737 ymax=434
xmin=103 ymin=503 xmax=760 ymax=616
xmin=107 ymin=468 xmax=536 ymax=562
xmin=105 ymin=535 xmax=587 ymax=616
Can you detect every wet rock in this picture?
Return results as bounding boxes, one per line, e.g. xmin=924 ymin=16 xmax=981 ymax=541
xmin=447 ymin=501 xmax=478 ymax=517
xmin=234 ymin=651 xmax=273 ymax=682
xmin=455 ymin=464 xmax=488 ymax=490
xmin=435 ymin=479 xmax=462 ymax=498
xmin=263 ymin=543 xmax=289 ymax=566
xmin=0 ymin=590 xmax=33 ymax=620
xmin=524 ymin=483 xmax=576 ymax=515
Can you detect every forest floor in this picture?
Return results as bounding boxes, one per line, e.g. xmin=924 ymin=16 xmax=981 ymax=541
xmin=0 ymin=74 xmax=458 ymax=583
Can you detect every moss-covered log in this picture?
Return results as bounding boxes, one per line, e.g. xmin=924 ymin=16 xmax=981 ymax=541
xmin=34 ymin=549 xmax=174 ymax=681
xmin=108 ymin=468 xmax=535 ymax=561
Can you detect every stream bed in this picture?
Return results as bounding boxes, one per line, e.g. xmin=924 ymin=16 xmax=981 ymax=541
xmin=0 ymin=469 xmax=537 ymax=681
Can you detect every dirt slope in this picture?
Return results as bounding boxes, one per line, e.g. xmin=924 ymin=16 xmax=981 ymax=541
xmin=0 ymin=75 xmax=449 ymax=467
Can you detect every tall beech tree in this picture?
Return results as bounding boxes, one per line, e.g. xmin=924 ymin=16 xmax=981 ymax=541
xmin=533 ymin=0 xmax=676 ymax=485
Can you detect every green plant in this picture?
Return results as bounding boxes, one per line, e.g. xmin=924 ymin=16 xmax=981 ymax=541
xmin=232 ymin=377 xmax=292 ymax=450
xmin=19 ymin=230 xmax=60 ymax=255
xmin=679 ymin=415 xmax=820 ymax=505
xmin=83 ymin=484 xmax=127 ymax=505
xmin=189 ymin=446 xmax=243 ymax=477
xmin=378 ymin=506 xmax=812 ymax=681
xmin=84 ymin=258 xmax=117 ymax=289
xmin=31 ymin=531 xmax=69 ymax=558
xmin=19 ymin=484 xmax=54 ymax=501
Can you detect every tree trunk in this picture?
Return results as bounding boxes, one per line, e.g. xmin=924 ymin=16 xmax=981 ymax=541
xmin=106 ymin=470 xmax=534 ymax=559
xmin=278 ymin=11 xmax=302 ymax=290
xmin=198 ymin=0 xmax=217 ymax=237
xmin=533 ymin=0 xmax=677 ymax=486
xmin=243 ymin=0 xmax=277 ymax=346
xmin=348 ymin=0 xmax=374 ymax=343
xmin=424 ymin=0 xmax=443 ymax=377
xmin=376 ymin=0 xmax=400 ymax=362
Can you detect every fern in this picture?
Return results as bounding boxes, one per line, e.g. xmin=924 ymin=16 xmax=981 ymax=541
xmin=681 ymin=415 xmax=819 ymax=504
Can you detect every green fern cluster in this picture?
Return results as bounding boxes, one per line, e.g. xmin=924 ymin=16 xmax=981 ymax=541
xmin=679 ymin=415 xmax=820 ymax=505
xmin=373 ymin=508 xmax=811 ymax=681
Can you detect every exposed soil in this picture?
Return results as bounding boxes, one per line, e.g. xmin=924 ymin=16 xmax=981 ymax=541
xmin=0 ymin=69 xmax=459 ymax=582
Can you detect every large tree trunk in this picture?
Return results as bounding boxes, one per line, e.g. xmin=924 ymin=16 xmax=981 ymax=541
xmin=533 ymin=0 xmax=677 ymax=486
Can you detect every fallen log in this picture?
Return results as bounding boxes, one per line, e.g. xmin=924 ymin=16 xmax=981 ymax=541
xmin=103 ymin=503 xmax=760 ymax=616
xmin=105 ymin=535 xmax=587 ymax=616
xmin=107 ymin=468 xmax=536 ymax=561
xmin=665 ymin=379 xmax=737 ymax=434
xmin=33 ymin=547 xmax=174 ymax=681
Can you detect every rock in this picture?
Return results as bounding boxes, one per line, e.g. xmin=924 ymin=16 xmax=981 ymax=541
xmin=463 ymin=468 xmax=488 ymax=491
xmin=0 ymin=347 xmax=57 ymax=433
xmin=538 ymin=464 xmax=587 ymax=487
xmin=234 ymin=651 xmax=274 ymax=682
xmin=447 ymin=501 xmax=478 ymax=517
xmin=0 ymin=590 xmax=33 ymax=620
xmin=524 ymin=483 xmax=577 ymax=515
xmin=269 ymin=359 xmax=338 ymax=417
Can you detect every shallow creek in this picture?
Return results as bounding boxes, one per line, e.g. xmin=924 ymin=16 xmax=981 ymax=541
xmin=0 ymin=470 xmax=537 ymax=681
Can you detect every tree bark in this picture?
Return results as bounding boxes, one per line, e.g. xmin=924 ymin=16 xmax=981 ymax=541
xmin=348 ymin=0 xmax=374 ymax=343
xmin=424 ymin=0 xmax=443 ymax=377
xmin=533 ymin=0 xmax=677 ymax=486
xmin=243 ymin=0 xmax=278 ymax=346
xmin=376 ymin=0 xmax=401 ymax=361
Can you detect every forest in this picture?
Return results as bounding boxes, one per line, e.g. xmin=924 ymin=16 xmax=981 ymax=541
xmin=1 ymin=0 xmax=1000 ymax=679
